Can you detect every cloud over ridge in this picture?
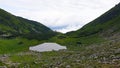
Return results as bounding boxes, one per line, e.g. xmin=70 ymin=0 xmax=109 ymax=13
xmin=0 ymin=0 xmax=119 ymax=33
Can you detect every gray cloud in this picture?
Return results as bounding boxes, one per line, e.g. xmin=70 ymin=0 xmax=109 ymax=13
xmin=0 ymin=0 xmax=119 ymax=33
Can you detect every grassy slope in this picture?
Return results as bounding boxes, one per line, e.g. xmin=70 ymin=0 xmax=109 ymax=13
xmin=66 ymin=3 xmax=120 ymax=37
xmin=0 ymin=8 xmax=56 ymax=40
xmin=49 ymin=34 xmax=105 ymax=51
xmin=52 ymin=3 xmax=120 ymax=51
xmin=0 ymin=8 xmax=51 ymax=34
xmin=0 ymin=38 xmax=42 ymax=54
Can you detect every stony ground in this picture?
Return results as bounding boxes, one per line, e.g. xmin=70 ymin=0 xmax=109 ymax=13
xmin=0 ymin=36 xmax=120 ymax=68
xmin=0 ymin=41 xmax=120 ymax=68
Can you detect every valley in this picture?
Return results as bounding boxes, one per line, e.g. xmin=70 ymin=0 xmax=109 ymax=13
xmin=0 ymin=2 xmax=120 ymax=68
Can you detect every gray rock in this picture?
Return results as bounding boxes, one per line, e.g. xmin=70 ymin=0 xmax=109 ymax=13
xmin=66 ymin=65 xmax=71 ymax=68
xmin=0 ymin=66 xmax=7 ymax=68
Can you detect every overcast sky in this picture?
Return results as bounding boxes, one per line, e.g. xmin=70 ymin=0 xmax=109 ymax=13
xmin=0 ymin=0 xmax=119 ymax=33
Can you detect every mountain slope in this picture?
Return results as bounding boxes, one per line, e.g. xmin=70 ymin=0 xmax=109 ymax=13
xmin=66 ymin=3 xmax=120 ymax=37
xmin=50 ymin=2 xmax=120 ymax=50
xmin=0 ymin=8 xmax=56 ymax=40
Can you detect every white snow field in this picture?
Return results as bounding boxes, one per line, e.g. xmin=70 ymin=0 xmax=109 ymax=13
xmin=29 ymin=43 xmax=67 ymax=52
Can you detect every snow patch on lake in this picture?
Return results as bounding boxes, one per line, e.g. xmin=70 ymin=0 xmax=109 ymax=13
xmin=29 ymin=43 xmax=67 ymax=52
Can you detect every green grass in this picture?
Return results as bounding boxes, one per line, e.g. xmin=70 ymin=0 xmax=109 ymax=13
xmin=8 ymin=52 xmax=44 ymax=67
xmin=0 ymin=38 xmax=41 ymax=54
xmin=0 ymin=61 xmax=5 ymax=66
xmin=0 ymin=38 xmax=119 ymax=68
xmin=49 ymin=34 xmax=106 ymax=51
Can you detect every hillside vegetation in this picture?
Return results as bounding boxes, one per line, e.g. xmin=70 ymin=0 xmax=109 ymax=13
xmin=51 ymin=3 xmax=120 ymax=48
xmin=66 ymin=3 xmax=120 ymax=37
xmin=0 ymin=8 xmax=57 ymax=40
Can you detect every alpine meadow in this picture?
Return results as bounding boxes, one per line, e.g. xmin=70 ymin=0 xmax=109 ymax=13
xmin=0 ymin=1 xmax=120 ymax=68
